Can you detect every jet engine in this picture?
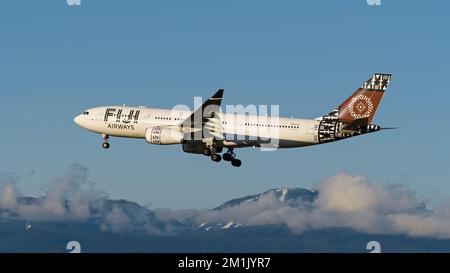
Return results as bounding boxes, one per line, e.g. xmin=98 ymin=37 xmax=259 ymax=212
xmin=145 ymin=127 xmax=184 ymax=145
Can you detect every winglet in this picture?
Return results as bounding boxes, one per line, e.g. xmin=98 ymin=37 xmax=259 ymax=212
xmin=182 ymin=89 xmax=225 ymax=130
xmin=211 ymin=89 xmax=224 ymax=100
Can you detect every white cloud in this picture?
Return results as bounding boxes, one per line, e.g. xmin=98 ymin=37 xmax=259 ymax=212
xmin=0 ymin=163 xmax=106 ymax=221
xmin=317 ymin=173 xmax=421 ymax=214
xmin=0 ymin=164 xmax=165 ymax=234
xmin=0 ymin=183 xmax=18 ymax=210
xmin=101 ymin=207 xmax=130 ymax=233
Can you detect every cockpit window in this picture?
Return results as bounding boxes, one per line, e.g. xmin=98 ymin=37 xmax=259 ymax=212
xmin=83 ymin=111 xmax=89 ymax=115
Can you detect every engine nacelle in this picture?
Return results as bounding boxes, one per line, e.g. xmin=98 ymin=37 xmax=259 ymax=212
xmin=145 ymin=127 xmax=184 ymax=145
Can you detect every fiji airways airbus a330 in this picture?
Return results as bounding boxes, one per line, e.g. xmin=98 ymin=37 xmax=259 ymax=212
xmin=74 ymin=73 xmax=394 ymax=167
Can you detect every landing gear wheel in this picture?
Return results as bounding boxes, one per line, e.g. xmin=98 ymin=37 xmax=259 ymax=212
xmin=211 ymin=154 xmax=222 ymax=162
xmin=203 ymin=148 xmax=212 ymax=157
xmin=101 ymin=134 xmax=110 ymax=149
xmin=223 ymin=153 xmax=232 ymax=161
xmin=231 ymin=159 xmax=242 ymax=167
xmin=223 ymin=148 xmax=236 ymax=162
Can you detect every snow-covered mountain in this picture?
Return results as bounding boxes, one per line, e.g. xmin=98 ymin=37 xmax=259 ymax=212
xmin=197 ymin=187 xmax=318 ymax=231
xmin=0 ymin=187 xmax=319 ymax=233
xmin=214 ymin=187 xmax=318 ymax=210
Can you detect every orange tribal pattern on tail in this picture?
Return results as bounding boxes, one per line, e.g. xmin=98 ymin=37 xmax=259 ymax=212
xmin=338 ymin=74 xmax=391 ymax=123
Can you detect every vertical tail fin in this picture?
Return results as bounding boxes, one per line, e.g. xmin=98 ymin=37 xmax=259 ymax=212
xmin=334 ymin=73 xmax=392 ymax=124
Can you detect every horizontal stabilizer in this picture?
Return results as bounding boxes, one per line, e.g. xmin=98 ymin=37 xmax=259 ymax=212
xmin=380 ymin=127 xmax=398 ymax=130
xmin=341 ymin=118 xmax=368 ymax=133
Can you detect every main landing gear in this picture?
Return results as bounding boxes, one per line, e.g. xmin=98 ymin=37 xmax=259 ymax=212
xmin=102 ymin=134 xmax=110 ymax=149
xmin=224 ymin=148 xmax=242 ymax=167
xmin=204 ymin=147 xmax=242 ymax=167
xmin=203 ymin=147 xmax=222 ymax=163
xmin=211 ymin=153 xmax=222 ymax=162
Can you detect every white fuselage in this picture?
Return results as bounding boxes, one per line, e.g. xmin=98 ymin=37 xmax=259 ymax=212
xmin=74 ymin=106 xmax=320 ymax=149
xmin=73 ymin=73 xmax=390 ymax=166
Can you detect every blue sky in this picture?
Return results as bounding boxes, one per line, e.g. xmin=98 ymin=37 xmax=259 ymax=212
xmin=0 ymin=0 xmax=449 ymax=209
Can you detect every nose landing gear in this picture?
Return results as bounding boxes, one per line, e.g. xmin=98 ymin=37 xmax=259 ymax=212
xmin=102 ymin=134 xmax=110 ymax=149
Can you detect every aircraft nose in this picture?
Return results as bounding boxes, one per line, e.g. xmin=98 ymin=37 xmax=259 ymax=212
xmin=74 ymin=115 xmax=82 ymax=126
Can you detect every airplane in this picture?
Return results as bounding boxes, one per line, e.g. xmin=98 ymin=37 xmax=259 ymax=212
xmin=74 ymin=73 xmax=394 ymax=167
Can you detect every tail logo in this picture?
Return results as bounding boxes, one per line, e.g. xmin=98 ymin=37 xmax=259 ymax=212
xmin=348 ymin=94 xmax=374 ymax=119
